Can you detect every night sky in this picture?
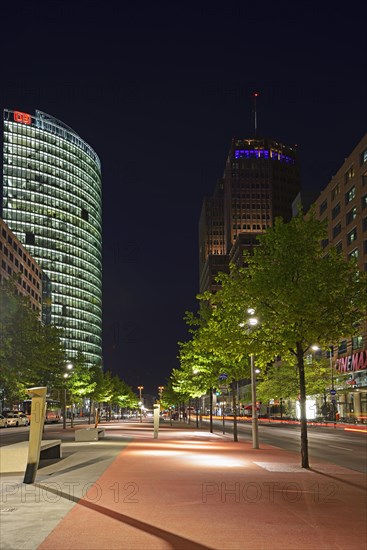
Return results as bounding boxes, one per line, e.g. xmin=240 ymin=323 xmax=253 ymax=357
xmin=1 ymin=1 xmax=366 ymax=395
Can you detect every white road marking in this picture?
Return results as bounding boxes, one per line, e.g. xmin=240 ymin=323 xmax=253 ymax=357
xmin=328 ymin=444 xmax=353 ymax=451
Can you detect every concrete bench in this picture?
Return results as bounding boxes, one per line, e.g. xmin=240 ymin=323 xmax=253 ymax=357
xmin=74 ymin=428 xmax=105 ymax=442
xmin=0 ymin=439 xmax=62 ymax=474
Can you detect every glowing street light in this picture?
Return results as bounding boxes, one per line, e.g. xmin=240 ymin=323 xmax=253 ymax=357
xmin=241 ymin=309 xmax=259 ymax=449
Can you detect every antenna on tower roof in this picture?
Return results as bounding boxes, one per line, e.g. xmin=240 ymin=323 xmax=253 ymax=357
xmin=253 ymin=92 xmax=259 ymax=137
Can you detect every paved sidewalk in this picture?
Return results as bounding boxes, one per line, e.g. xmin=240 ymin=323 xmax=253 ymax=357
xmin=1 ymin=421 xmax=366 ymax=550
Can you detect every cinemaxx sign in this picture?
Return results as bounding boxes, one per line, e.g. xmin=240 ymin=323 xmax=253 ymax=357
xmin=336 ymin=350 xmax=367 ymax=373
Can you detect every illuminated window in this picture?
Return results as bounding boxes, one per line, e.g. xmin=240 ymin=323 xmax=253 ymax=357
xmin=348 ymin=248 xmax=358 ymax=260
xmin=360 ymin=148 xmax=367 ymax=165
xmin=331 ymin=184 xmax=340 ymax=201
xmin=344 ymin=166 xmax=354 ymax=184
xmin=352 ymin=336 xmax=363 ymax=350
xmin=347 ymin=227 xmax=357 ymax=245
xmin=346 ymin=207 xmax=357 ymax=225
xmin=345 ymin=186 xmax=356 ymax=204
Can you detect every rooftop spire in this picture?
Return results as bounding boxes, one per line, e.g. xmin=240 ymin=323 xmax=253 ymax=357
xmin=253 ymin=92 xmax=259 ymax=137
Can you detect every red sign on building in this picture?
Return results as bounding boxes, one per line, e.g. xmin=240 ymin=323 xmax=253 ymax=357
xmin=336 ymin=350 xmax=367 ymax=373
xmin=14 ymin=111 xmax=32 ymax=125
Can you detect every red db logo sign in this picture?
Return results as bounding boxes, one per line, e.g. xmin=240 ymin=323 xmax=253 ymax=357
xmin=14 ymin=111 xmax=32 ymax=125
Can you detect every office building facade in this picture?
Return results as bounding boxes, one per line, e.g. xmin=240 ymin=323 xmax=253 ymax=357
xmin=311 ymin=133 xmax=367 ymax=421
xmin=2 ymin=109 xmax=102 ymax=366
xmin=0 ymin=218 xmax=43 ymax=315
xmin=312 ymin=133 xmax=367 ymax=273
xmin=199 ymin=137 xmax=300 ymax=292
xmin=198 ymin=178 xmax=228 ymax=293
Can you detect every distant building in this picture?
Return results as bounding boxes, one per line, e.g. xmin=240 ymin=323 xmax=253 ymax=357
xmin=2 ymin=109 xmax=102 ymax=366
xmin=0 ymin=218 xmax=42 ymax=315
xmin=311 ymin=133 xmax=367 ymax=273
xmin=198 ymin=178 xmax=228 ymax=293
xmin=199 ymin=137 xmax=300 ymax=292
xmin=310 ymin=133 xmax=367 ymax=422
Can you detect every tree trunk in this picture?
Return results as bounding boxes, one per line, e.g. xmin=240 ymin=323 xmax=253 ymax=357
xmin=297 ymin=342 xmax=309 ymax=468
xmin=209 ymin=389 xmax=213 ymax=433
xmin=232 ymin=380 xmax=238 ymax=442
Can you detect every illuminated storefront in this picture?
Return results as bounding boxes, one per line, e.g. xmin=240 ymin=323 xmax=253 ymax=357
xmin=310 ymin=133 xmax=367 ymax=423
xmin=2 ymin=109 xmax=102 ymax=366
xmin=334 ymin=350 xmax=367 ymax=422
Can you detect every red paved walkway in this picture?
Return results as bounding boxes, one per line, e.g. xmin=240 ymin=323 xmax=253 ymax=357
xmin=38 ymin=423 xmax=367 ymax=550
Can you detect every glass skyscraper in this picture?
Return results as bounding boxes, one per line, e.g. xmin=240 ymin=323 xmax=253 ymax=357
xmin=2 ymin=109 xmax=102 ymax=367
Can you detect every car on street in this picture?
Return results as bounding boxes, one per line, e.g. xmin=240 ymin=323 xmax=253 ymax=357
xmin=0 ymin=414 xmax=7 ymax=428
xmin=5 ymin=412 xmax=29 ymax=427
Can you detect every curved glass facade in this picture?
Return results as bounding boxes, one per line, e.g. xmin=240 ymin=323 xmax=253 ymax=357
xmin=2 ymin=109 xmax=102 ymax=366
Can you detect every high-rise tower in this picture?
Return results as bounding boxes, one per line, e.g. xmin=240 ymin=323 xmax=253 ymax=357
xmin=199 ymin=137 xmax=300 ymax=292
xmin=198 ymin=178 xmax=227 ymax=293
xmin=2 ymin=109 xmax=102 ymax=366
xmin=224 ymin=137 xmax=300 ymax=251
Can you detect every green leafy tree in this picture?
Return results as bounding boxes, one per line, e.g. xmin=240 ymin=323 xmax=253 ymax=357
xmin=90 ymin=369 xmax=136 ymax=421
xmin=67 ymin=353 xmax=97 ymax=402
xmin=0 ymin=278 xmax=65 ymax=407
xmin=110 ymin=375 xmax=136 ymax=412
xmin=178 ymin=303 xmax=250 ymax=438
xmin=256 ymin=359 xmax=332 ymax=403
xmin=215 ymin=211 xmax=367 ymax=467
xmin=158 ymin=380 xmax=181 ymax=421
xmin=94 ymin=370 xmax=114 ymax=410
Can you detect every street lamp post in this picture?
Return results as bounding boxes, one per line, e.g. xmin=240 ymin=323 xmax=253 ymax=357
xmin=329 ymin=346 xmax=336 ymax=427
xmin=242 ymin=308 xmax=259 ymax=449
xmin=137 ymin=386 xmax=144 ymax=422
xmin=312 ymin=345 xmax=336 ymax=426
xmin=63 ymin=363 xmax=73 ymax=429
xmin=250 ymin=352 xmax=259 ymax=449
